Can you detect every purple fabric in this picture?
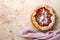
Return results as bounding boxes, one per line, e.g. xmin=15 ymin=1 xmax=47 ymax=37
xmin=20 ymin=27 xmax=60 ymax=40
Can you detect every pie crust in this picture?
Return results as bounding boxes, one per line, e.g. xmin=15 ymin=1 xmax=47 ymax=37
xmin=31 ymin=5 xmax=55 ymax=31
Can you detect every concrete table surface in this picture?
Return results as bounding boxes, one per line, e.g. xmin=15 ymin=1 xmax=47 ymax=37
xmin=0 ymin=0 xmax=60 ymax=40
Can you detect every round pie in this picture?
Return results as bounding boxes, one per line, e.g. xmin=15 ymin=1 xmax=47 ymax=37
xmin=31 ymin=5 xmax=55 ymax=31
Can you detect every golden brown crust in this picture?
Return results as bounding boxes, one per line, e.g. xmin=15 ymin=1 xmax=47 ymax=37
xmin=31 ymin=5 xmax=55 ymax=31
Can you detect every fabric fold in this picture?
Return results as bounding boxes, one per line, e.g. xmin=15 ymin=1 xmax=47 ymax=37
xmin=21 ymin=27 xmax=60 ymax=40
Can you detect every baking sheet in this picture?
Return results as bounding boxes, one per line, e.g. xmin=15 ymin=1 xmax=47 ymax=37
xmin=0 ymin=0 xmax=60 ymax=40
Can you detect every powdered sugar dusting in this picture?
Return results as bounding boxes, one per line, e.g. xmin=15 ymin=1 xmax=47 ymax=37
xmin=38 ymin=8 xmax=48 ymax=24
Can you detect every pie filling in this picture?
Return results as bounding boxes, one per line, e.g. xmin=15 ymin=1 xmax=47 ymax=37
xmin=35 ymin=7 xmax=52 ymax=26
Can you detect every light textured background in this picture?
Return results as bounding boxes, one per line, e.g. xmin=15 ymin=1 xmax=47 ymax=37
xmin=0 ymin=0 xmax=60 ymax=40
